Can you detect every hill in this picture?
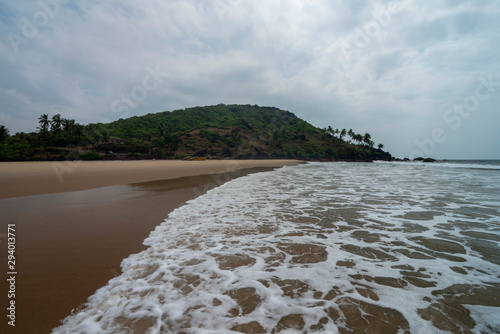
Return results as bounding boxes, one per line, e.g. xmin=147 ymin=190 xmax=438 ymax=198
xmin=0 ymin=104 xmax=392 ymax=161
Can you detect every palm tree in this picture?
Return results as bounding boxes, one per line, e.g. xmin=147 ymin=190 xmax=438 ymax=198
xmin=321 ymin=128 xmax=329 ymax=141
xmin=327 ymin=125 xmax=334 ymax=136
xmin=339 ymin=128 xmax=347 ymax=141
xmin=37 ymin=114 xmax=51 ymax=155
xmin=363 ymin=133 xmax=372 ymax=147
xmin=378 ymin=143 xmax=384 ymax=150
xmin=51 ymin=114 xmax=62 ymax=133
xmin=346 ymin=129 xmax=354 ymax=143
xmin=38 ymin=114 xmax=50 ymax=131
xmin=0 ymin=125 xmax=9 ymax=142
xmin=353 ymin=134 xmax=363 ymax=146
xmin=62 ymin=118 xmax=76 ymax=147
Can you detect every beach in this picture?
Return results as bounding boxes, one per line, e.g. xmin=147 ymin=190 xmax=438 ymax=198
xmin=50 ymin=161 xmax=500 ymax=333
xmin=0 ymin=160 xmax=300 ymax=333
xmin=2 ymin=160 xmax=499 ymax=333
xmin=0 ymin=160 xmax=301 ymax=199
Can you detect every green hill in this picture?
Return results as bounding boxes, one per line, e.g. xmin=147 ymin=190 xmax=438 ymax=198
xmin=0 ymin=104 xmax=392 ymax=161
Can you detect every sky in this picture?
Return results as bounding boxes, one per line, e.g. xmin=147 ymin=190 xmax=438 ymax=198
xmin=1 ymin=0 xmax=499 ymax=159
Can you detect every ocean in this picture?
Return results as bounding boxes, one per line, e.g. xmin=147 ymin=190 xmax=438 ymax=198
xmin=53 ymin=160 xmax=500 ymax=334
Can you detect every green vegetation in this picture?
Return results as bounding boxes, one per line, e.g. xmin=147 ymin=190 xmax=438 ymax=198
xmin=0 ymin=104 xmax=392 ymax=161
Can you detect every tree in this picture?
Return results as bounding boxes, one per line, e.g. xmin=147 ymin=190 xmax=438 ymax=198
xmin=164 ymin=134 xmax=180 ymax=156
xmin=156 ymin=122 xmax=173 ymax=142
xmin=270 ymin=124 xmax=285 ymax=148
xmin=74 ymin=123 xmax=84 ymax=139
xmin=321 ymin=128 xmax=329 ymax=140
xmin=99 ymin=125 xmax=112 ymax=143
xmin=82 ymin=123 xmax=101 ymax=147
xmin=326 ymin=125 xmax=334 ymax=136
xmin=0 ymin=125 xmax=9 ymax=142
xmin=378 ymin=143 xmax=384 ymax=150
xmin=62 ymin=118 xmax=76 ymax=146
xmin=37 ymin=114 xmax=50 ymax=153
xmin=38 ymin=114 xmax=50 ymax=132
xmin=339 ymin=128 xmax=347 ymax=141
xmin=51 ymin=114 xmax=62 ymax=133
xmin=348 ymin=129 xmax=354 ymax=140
xmin=353 ymin=134 xmax=363 ymax=145
xmin=363 ymin=133 xmax=372 ymax=147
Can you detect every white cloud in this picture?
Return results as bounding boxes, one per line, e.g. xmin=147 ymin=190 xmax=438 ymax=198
xmin=0 ymin=0 xmax=499 ymax=158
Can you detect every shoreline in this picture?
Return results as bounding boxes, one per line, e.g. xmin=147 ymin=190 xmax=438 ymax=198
xmin=0 ymin=160 xmax=300 ymax=333
xmin=0 ymin=159 xmax=301 ymax=199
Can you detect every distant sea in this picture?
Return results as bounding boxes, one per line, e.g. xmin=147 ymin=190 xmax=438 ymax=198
xmin=53 ymin=160 xmax=500 ymax=334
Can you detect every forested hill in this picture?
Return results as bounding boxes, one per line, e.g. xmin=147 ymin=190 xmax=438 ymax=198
xmin=0 ymin=104 xmax=392 ymax=161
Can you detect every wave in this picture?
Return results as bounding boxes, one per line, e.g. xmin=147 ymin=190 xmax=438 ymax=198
xmin=375 ymin=160 xmax=500 ymax=170
xmin=53 ymin=162 xmax=500 ymax=333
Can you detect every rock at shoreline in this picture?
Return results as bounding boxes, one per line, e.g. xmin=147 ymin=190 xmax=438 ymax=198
xmin=414 ymin=157 xmax=436 ymax=162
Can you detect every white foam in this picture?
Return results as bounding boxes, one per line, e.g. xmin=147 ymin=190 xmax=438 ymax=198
xmin=466 ymin=305 xmax=500 ymax=333
xmin=375 ymin=159 xmax=500 ymax=170
xmin=53 ymin=162 xmax=500 ymax=333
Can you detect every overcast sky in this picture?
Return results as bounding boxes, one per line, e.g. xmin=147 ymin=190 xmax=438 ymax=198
xmin=1 ymin=0 xmax=499 ymax=159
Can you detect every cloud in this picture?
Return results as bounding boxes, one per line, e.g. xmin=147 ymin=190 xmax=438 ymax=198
xmin=1 ymin=0 xmax=499 ymax=158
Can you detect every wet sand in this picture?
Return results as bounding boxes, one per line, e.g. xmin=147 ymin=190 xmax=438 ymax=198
xmin=0 ymin=160 xmax=300 ymax=199
xmin=0 ymin=160 xmax=300 ymax=333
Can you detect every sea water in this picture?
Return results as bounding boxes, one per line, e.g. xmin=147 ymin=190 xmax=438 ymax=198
xmin=53 ymin=161 xmax=500 ymax=334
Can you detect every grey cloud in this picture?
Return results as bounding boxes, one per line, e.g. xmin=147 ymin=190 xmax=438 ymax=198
xmin=0 ymin=0 xmax=499 ymax=158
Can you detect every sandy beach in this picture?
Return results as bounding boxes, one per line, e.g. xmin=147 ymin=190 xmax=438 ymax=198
xmin=0 ymin=160 xmax=300 ymax=199
xmin=0 ymin=160 xmax=300 ymax=333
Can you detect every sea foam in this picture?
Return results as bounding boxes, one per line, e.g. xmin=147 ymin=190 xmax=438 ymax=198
xmin=53 ymin=162 xmax=500 ymax=333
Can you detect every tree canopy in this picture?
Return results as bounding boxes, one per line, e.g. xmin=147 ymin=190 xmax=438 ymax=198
xmin=0 ymin=104 xmax=391 ymax=161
